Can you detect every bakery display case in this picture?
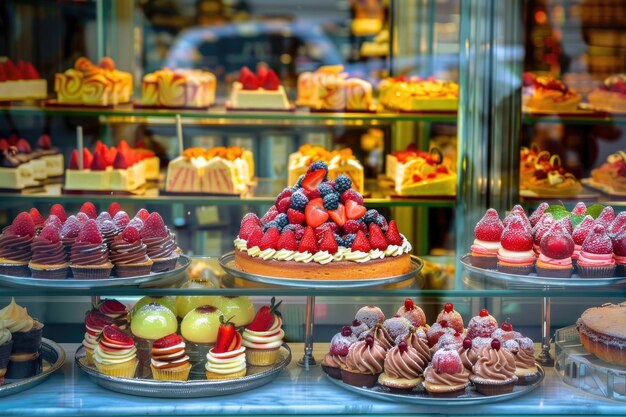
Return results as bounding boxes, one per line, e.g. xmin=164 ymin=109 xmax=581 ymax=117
xmin=0 ymin=0 xmax=625 ymax=415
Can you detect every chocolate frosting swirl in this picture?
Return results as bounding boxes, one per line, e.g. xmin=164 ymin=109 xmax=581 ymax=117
xmin=424 ymin=364 xmax=470 ymax=389
xmin=109 ymin=235 xmax=150 ymax=265
xmin=472 ymin=345 xmax=517 ymax=381
xmin=321 ymin=353 xmax=346 ymax=368
xmin=344 ymin=339 xmax=386 ymax=374
xmin=515 ymin=344 xmax=536 ymax=369
xmin=144 ymin=235 xmax=177 ymax=259
xmin=98 ymin=221 xmax=118 ymax=247
xmin=0 ymin=233 xmax=33 ymax=262
xmin=70 ymin=242 xmax=109 ymax=265
xmin=31 ymin=235 xmax=67 ymax=265
xmin=403 ymin=330 xmax=432 ymax=362
xmin=458 ymin=347 xmax=478 ymax=370
xmin=384 ymin=344 xmax=428 ymax=379
xmin=360 ymin=324 xmax=394 ymax=351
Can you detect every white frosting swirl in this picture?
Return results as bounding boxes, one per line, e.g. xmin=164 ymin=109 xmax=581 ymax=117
xmin=344 ymin=250 xmax=371 ymax=263
xmin=94 ymin=344 xmax=137 ymax=365
xmin=258 ymin=248 xmax=277 ymax=260
xmin=0 ymin=320 xmax=12 ymax=345
xmin=274 ymin=249 xmax=296 ymax=261
xmin=369 ymin=249 xmax=385 ymax=259
xmin=234 ymin=238 xmax=248 ymax=252
xmin=293 ymin=251 xmax=314 ymax=263
xmin=205 ymin=346 xmax=246 ymax=374
xmin=247 ymin=246 xmax=261 ymax=257
xmin=242 ymin=317 xmax=284 ymax=350
xmin=0 ymin=298 xmax=35 ymax=333
xmin=312 ymin=251 xmax=334 ymax=264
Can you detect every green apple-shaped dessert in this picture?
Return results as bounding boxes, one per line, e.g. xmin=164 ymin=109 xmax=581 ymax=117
xmin=132 ymin=296 xmax=177 ymax=317
xmin=130 ymin=303 xmax=178 ymax=341
xmin=180 ymin=305 xmax=223 ymax=344
xmin=211 ymin=296 xmax=255 ymax=327
xmin=176 ymin=284 xmax=216 ymax=318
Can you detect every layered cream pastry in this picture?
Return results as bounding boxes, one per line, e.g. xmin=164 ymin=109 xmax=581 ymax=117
xmin=296 ymin=65 xmax=374 ymax=111
xmin=379 ymin=76 xmax=458 ymax=111
xmin=386 ymin=145 xmax=456 ymax=196
xmin=0 ymin=59 xmax=46 ymax=101
xmin=142 ymin=68 xmax=216 ymax=108
xmin=229 ymin=66 xmax=290 ymax=110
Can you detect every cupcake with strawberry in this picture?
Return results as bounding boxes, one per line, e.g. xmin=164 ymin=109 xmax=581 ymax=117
xmin=470 ymin=209 xmax=504 ymax=269
xmin=571 ymin=215 xmax=595 ymax=262
xmin=531 ymin=213 xmax=554 ymax=255
xmin=151 ymin=333 xmax=191 ymax=381
xmin=93 ymin=324 xmax=138 ymax=378
xmin=70 ymin=219 xmax=113 ymax=279
xmin=83 ymin=310 xmax=114 ymax=365
xmin=109 ymin=226 xmax=153 ymax=277
xmin=0 ymin=212 xmax=36 ymax=277
xmin=28 ymin=225 xmax=68 ymax=278
xmin=141 ymin=212 xmax=179 ymax=272
xmin=435 ymin=302 xmax=464 ymax=334
xmin=206 ymin=316 xmax=246 ymax=380
xmin=396 ymin=298 xmax=426 ymax=328
xmin=423 ymin=349 xmax=470 ymax=397
xmin=535 ymin=223 xmax=574 ymax=277
xmin=612 ymin=228 xmax=626 ymax=274
xmin=466 ymin=308 xmax=498 ymax=339
xmin=497 ymin=215 xmax=536 ymax=274
xmin=241 ymin=297 xmax=285 ymax=366
xmin=321 ymin=326 xmax=356 ymax=379
xmin=577 ymin=224 xmax=616 ymax=278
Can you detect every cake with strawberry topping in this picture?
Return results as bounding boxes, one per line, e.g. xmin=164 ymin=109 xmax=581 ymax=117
xmin=470 ymin=209 xmax=504 ymax=269
xmin=590 ymin=151 xmax=626 ymax=193
xmin=69 ymin=219 xmax=113 ymax=279
xmin=151 ymin=333 xmax=191 ymax=381
xmin=385 ymin=145 xmax=456 ymax=196
xmin=536 ymin=222 xmax=574 ymax=277
xmin=577 ymin=224 xmax=616 ymax=278
xmin=423 ymin=349 xmax=470 ymax=397
xmin=288 ymin=145 xmax=364 ymax=194
xmin=242 ymin=297 xmax=284 ymax=366
xmin=82 ymin=310 xmax=114 ymax=365
xmin=206 ymin=316 xmax=246 ymax=380
xmin=141 ymin=212 xmax=179 ymax=272
xmin=0 ymin=59 xmax=46 ymax=101
xmin=576 ymin=302 xmax=626 ymax=366
xmin=93 ymin=324 xmax=138 ymax=378
xmin=28 ymin=225 xmax=68 ymax=278
xmin=321 ymin=326 xmax=357 ymax=379
xmin=98 ymin=299 xmax=129 ymax=330
xmin=497 ymin=215 xmax=536 ymax=274
xmin=234 ymin=161 xmax=412 ymax=280
xmin=229 ymin=66 xmax=290 ymax=110
xmin=588 ymin=74 xmax=626 ymax=112
xmin=0 ymin=212 xmax=35 ymax=276
xmin=522 ymin=73 xmax=581 ymax=112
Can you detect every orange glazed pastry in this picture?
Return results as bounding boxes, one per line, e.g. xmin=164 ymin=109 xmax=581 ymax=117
xmin=234 ymin=161 xmax=412 ymax=280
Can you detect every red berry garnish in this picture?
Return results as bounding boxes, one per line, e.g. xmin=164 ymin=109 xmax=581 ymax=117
xmin=10 ymin=212 xmax=35 ymax=237
xmin=141 ymin=212 xmax=168 ymax=239
xmin=385 ymin=220 xmax=403 ymax=246
xmin=501 ymin=322 xmax=513 ymax=332
xmin=341 ymin=326 xmax=352 ymax=337
xmin=404 ymin=298 xmax=415 ymax=311
xmin=491 ymin=339 xmax=501 ymax=350
xmin=398 ymin=341 xmax=408 ymax=353
xmin=364 ymin=334 xmax=374 ymax=347
xmin=122 ymin=226 xmax=140 ymax=243
xmin=463 ymin=337 xmax=472 ymax=350
xmin=440 ymin=320 xmax=448 ymax=328
xmin=479 ymin=309 xmax=489 ymax=317
xmin=39 ymin=225 xmax=61 ymax=243
xmin=444 ymin=302 xmax=454 ymax=313
xmin=79 ymin=202 xmax=98 ymax=219
xmin=76 ymin=219 xmax=103 ymax=244
xmin=474 ymin=209 xmax=504 ymax=242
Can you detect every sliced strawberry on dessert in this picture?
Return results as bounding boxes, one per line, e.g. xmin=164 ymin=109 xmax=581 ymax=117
xmin=29 ymin=208 xmax=44 ymax=227
xmin=259 ymin=227 xmax=280 ymax=250
xmin=247 ymin=297 xmax=282 ymax=332
xmin=213 ymin=315 xmax=240 ymax=354
xmin=529 ymin=202 xmax=549 ymax=227
xmin=256 ymin=64 xmax=269 ymax=84
xmin=305 ymin=198 xmax=329 ymax=228
xmin=385 ymin=220 xmax=403 ymax=246
xmin=101 ymin=324 xmax=134 ymax=348
xmin=239 ymin=66 xmax=259 ymax=90
xmin=10 ymin=212 xmax=36 ymax=237
xmin=572 ymin=215 xmax=595 ymax=245
xmin=246 ymin=227 xmax=264 ymax=249
xmin=344 ymin=199 xmax=366 ymax=220
xmin=276 ymin=229 xmax=297 ymax=251
xmin=540 ymin=223 xmax=574 ymax=259
xmin=301 ymin=168 xmax=327 ymax=192
xmin=275 ymin=187 xmax=293 ymax=206
xmin=99 ymin=299 xmax=127 ymax=316
xmin=79 ymin=202 xmax=98 ymax=219
xmin=153 ymin=333 xmax=184 ymax=351
xmin=108 ymin=202 xmax=122 ymax=217
xmin=474 ymin=209 xmax=504 ymax=241
xmin=298 ymin=226 xmax=318 ymax=253
xmin=501 ymin=216 xmax=533 ymax=252
xmin=328 ymin=203 xmax=346 ymax=226
xmin=262 ymin=70 xmax=280 ymax=91
xmin=135 ymin=208 xmax=150 ymax=221
xmin=141 ymin=212 xmax=169 ymax=239
xmin=351 ymin=230 xmax=371 ymax=252
xmin=368 ymin=223 xmax=388 ymax=250
xmin=113 ymin=151 xmax=130 ymax=169
xmin=571 ymin=202 xmax=587 ymax=216
xmin=319 ymin=228 xmax=338 ymax=254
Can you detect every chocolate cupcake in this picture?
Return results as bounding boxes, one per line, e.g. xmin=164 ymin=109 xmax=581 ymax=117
xmin=29 ymin=225 xmax=69 ymax=278
xmin=109 ymin=226 xmax=153 ymax=277
xmin=70 ymin=219 xmax=113 ymax=279
xmin=141 ymin=213 xmax=179 ymax=272
xmin=0 ymin=212 xmax=35 ymax=277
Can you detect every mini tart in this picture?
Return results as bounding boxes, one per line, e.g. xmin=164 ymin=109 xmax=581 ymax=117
xmin=234 ymin=250 xmax=411 ymax=280
xmin=576 ymin=302 xmax=626 ymax=366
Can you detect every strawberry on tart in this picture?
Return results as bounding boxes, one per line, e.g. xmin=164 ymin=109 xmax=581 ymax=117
xmin=577 ymin=224 xmax=616 ymax=278
xmin=234 ymin=161 xmax=412 ymax=280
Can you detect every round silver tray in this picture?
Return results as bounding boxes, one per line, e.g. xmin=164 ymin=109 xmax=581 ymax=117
xmin=75 ymin=343 xmax=291 ymax=398
xmin=218 ymin=252 xmax=422 ymax=288
xmin=460 ymin=254 xmax=626 ymax=288
xmin=555 ymin=325 xmax=626 ymax=402
xmin=0 ymin=254 xmax=190 ymax=289
xmin=326 ymin=365 xmax=544 ymax=405
xmin=0 ymin=338 xmax=66 ymax=397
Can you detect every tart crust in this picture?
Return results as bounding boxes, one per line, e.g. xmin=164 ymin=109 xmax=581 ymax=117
xmin=576 ymin=302 xmax=626 ymax=366
xmin=234 ymin=250 xmax=411 ymax=280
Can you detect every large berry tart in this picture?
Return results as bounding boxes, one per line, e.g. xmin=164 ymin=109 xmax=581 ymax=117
xmin=234 ymin=161 xmax=413 ymax=280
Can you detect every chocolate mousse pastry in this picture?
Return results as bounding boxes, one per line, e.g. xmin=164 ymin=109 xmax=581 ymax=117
xmin=141 ymin=212 xmax=179 ymax=272
xmin=576 ymin=302 xmax=626 ymax=366
xmin=109 ymin=226 xmax=153 ymax=277
xmin=70 ymin=219 xmax=113 ymax=279
xmin=28 ymin=225 xmax=69 ymax=278
xmin=0 ymin=212 xmax=36 ymax=277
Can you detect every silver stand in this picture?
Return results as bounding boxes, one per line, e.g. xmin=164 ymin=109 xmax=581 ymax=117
xmin=537 ymin=296 xmax=554 ymax=366
xmin=298 ymin=295 xmax=317 ymax=369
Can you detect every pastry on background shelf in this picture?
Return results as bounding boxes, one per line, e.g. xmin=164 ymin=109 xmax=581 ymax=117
xmin=0 ymin=59 xmax=46 ymax=101
xmin=520 ymin=151 xmax=582 ymax=197
xmin=165 ymin=146 xmax=254 ymax=195
xmin=589 ymin=150 xmax=626 ymax=193
xmin=296 ymin=65 xmax=375 ymax=111
xmin=379 ymin=76 xmax=458 ymax=112
xmin=0 ymin=134 xmax=64 ymax=189
xmin=385 ymin=145 xmax=456 ymax=196
xmin=522 ymin=72 xmax=581 ymax=112
xmin=288 ymin=144 xmax=364 ymax=194
xmin=54 ymin=57 xmax=132 ymax=106
xmin=228 ymin=65 xmax=290 ymax=110
xmin=0 ymin=212 xmax=35 ymax=276
xmin=234 ymin=161 xmax=412 ymax=280
xmin=588 ymin=74 xmax=626 ymax=113
xmin=576 ymin=302 xmax=626 ymax=366
xmin=141 ymin=68 xmax=216 ymax=109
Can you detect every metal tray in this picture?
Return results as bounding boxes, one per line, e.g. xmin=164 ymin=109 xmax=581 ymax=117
xmin=326 ymin=365 xmax=544 ymax=405
xmin=219 ymin=252 xmax=422 ymax=288
xmin=0 ymin=338 xmax=65 ymax=397
xmin=75 ymin=343 xmax=291 ymax=398
xmin=0 ymin=255 xmax=190 ymax=289
xmin=460 ymin=254 xmax=626 ymax=288
xmin=555 ymin=325 xmax=626 ymax=402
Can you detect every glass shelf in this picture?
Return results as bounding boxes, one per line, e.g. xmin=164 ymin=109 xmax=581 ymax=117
xmin=2 ymin=256 xmax=625 ymax=298
xmin=0 ymin=104 xmax=458 ymax=126
xmin=522 ymin=111 xmax=626 ymax=125
xmin=0 ymin=179 xmax=456 ymax=208
xmin=2 ymin=342 xmax=621 ymax=417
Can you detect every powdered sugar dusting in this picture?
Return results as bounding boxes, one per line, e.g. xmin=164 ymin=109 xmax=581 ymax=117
xmin=329 ymin=332 xmax=357 ymax=356
xmin=475 ymin=209 xmax=504 ymax=242
xmin=582 ymin=224 xmax=613 ymax=254
xmin=572 ymin=215 xmax=595 ymax=246
xmin=355 ymin=306 xmax=385 ymax=328
xmin=502 ymin=339 xmax=519 ymax=353
xmin=467 ymin=315 xmax=498 ymax=339
xmin=383 ymin=316 xmax=412 ymax=339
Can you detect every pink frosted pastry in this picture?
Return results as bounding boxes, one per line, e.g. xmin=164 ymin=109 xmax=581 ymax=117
xmin=355 ymin=305 xmax=385 ymax=328
xmin=436 ymin=303 xmax=464 ymax=334
xmin=426 ymin=320 xmax=456 ymax=347
xmin=577 ymin=224 xmax=615 ymax=278
xmin=466 ymin=309 xmax=498 ymax=339
xmin=423 ymin=349 xmax=470 ymax=397
xmin=321 ymin=326 xmax=357 ymax=379
xmin=396 ymin=298 xmax=426 ymax=327
xmin=571 ymin=215 xmax=595 ymax=261
xmin=470 ymin=209 xmax=503 ymax=269
xmin=383 ymin=316 xmax=412 ymax=340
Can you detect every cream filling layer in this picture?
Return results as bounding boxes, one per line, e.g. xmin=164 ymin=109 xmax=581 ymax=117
xmin=205 ymin=347 xmax=246 ymax=374
xmin=94 ymin=344 xmax=137 ymax=365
